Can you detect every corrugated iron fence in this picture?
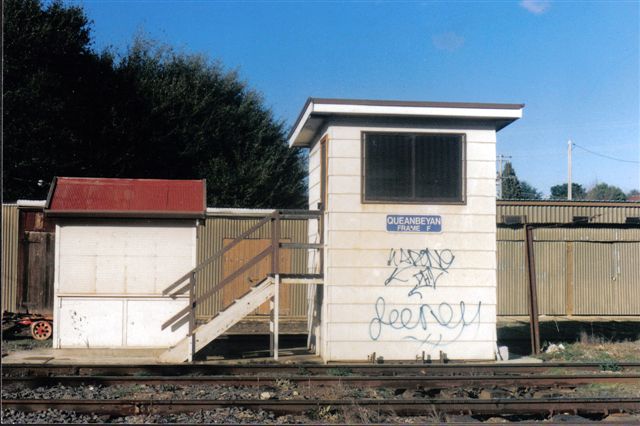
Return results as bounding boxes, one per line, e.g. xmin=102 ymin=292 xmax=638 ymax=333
xmin=195 ymin=214 xmax=309 ymax=320
xmin=497 ymin=227 xmax=640 ymax=315
xmin=2 ymin=204 xmax=19 ymax=312
xmin=3 ymin=203 xmax=639 ymax=317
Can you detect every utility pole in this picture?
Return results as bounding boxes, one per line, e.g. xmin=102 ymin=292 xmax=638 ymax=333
xmin=567 ymin=140 xmax=573 ymax=200
xmin=496 ymin=154 xmax=512 ymax=199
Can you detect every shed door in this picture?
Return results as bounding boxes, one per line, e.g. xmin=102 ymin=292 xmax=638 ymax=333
xmin=221 ymin=239 xmax=291 ymax=315
xmin=21 ymin=231 xmax=55 ymax=315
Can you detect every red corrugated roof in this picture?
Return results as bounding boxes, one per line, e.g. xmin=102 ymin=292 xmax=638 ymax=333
xmin=46 ymin=177 xmax=206 ymax=218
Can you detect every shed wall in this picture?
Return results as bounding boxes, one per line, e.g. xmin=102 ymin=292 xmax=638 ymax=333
xmin=54 ymin=219 xmax=195 ymax=348
xmin=2 ymin=204 xmax=19 ymax=312
xmin=322 ymin=122 xmax=498 ymax=361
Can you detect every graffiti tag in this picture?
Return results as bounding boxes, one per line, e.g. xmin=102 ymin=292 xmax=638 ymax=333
xmin=385 ymin=248 xmax=455 ymax=298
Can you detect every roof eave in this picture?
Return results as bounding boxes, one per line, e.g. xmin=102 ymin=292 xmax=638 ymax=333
xmin=288 ymin=98 xmax=524 ymax=147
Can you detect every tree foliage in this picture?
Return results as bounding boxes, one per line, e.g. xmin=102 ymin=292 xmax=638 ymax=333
xmin=4 ymin=0 xmax=118 ymax=200
xmin=3 ymin=0 xmax=306 ymax=208
xmin=499 ymin=162 xmax=541 ymax=200
xmin=586 ymin=183 xmax=627 ymax=201
xmin=519 ymin=181 xmax=542 ymax=200
xmin=550 ymin=183 xmax=586 ymax=200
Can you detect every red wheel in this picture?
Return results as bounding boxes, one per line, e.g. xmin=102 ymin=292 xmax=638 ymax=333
xmin=31 ymin=320 xmax=52 ymax=340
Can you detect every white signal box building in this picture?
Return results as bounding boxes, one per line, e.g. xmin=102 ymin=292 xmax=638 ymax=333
xmin=289 ymin=98 xmax=523 ymax=361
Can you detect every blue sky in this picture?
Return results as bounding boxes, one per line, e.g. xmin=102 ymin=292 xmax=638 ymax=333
xmin=74 ymin=0 xmax=639 ymax=195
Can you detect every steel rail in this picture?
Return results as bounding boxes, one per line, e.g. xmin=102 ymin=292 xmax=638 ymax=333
xmin=4 ymin=373 xmax=640 ymax=388
xmin=3 ymin=398 xmax=639 ymax=416
xmin=4 ymin=362 xmax=640 ymax=377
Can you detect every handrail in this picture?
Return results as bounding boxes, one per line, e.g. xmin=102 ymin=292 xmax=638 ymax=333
xmin=162 ymin=213 xmax=276 ymax=296
xmin=161 ymin=245 xmax=273 ymax=330
xmin=160 ymin=209 xmax=324 ymax=339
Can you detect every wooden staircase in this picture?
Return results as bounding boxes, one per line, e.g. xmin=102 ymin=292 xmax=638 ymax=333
xmin=158 ymin=210 xmax=323 ymax=363
xmin=159 ymin=277 xmax=276 ymax=363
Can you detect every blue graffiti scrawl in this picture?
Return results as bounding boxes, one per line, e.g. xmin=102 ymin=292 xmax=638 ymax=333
xmin=385 ymin=248 xmax=455 ymax=298
xmin=370 ymin=247 xmax=482 ymax=346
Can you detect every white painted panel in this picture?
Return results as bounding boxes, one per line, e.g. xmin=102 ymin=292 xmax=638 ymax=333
xmin=327 ymin=340 xmax=496 ymax=361
xmin=95 ymin=256 xmax=125 ymax=294
xmin=328 ymin=249 xmax=496 ymax=270
xmin=58 ymin=299 xmax=123 ymax=347
xmin=467 ymin=160 xmax=496 ymax=179
xmin=58 ymin=221 xmax=195 ymax=296
xmin=314 ymin=121 xmax=500 ymax=362
xmin=328 ymin=138 xmax=360 ymax=158
xmin=328 ymin=175 xmax=361 ymax=194
xmin=59 ymin=256 xmax=96 ymax=293
xmin=467 ymin=178 xmax=497 ymax=197
xmin=123 ymin=255 xmax=156 ymax=293
xmin=126 ymin=299 xmax=188 ymax=347
xmin=328 ymin=231 xmax=496 ymax=251
xmin=328 ymin=322 xmax=495 ymax=343
xmin=329 ymin=303 xmax=497 ymax=323
xmin=466 ymin=142 xmax=496 ymax=161
xmin=328 ymin=158 xmax=360 ymax=177
xmin=327 ymin=267 xmax=496 ymax=287
xmin=327 ymin=286 xmax=496 ymax=305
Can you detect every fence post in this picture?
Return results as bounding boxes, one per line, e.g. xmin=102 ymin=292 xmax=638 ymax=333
xmin=525 ymin=225 xmax=541 ymax=355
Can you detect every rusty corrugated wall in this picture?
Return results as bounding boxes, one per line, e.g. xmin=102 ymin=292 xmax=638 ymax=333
xmin=497 ymin=201 xmax=640 ymax=224
xmin=497 ymin=226 xmax=640 ymax=316
xmin=195 ymin=215 xmax=309 ymax=320
xmin=2 ymin=204 xmax=19 ymax=312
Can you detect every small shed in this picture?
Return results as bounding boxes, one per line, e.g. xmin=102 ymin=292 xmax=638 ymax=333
xmin=45 ymin=177 xmax=205 ymax=349
xmin=289 ymin=98 xmax=524 ymax=361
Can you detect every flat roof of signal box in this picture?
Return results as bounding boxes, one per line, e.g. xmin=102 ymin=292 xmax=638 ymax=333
xmin=288 ymin=97 xmax=524 ymax=147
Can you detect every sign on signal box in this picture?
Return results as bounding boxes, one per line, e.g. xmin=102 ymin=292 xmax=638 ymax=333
xmin=386 ymin=215 xmax=442 ymax=233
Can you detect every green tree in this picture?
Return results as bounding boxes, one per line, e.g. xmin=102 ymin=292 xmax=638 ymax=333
xmin=586 ymin=183 xmax=627 ymax=201
xmin=110 ymin=39 xmax=306 ymax=207
xmin=499 ymin=162 xmax=542 ymax=200
xmin=3 ymin=0 xmax=118 ymax=201
xmin=3 ymin=1 xmax=306 ymax=208
xmin=500 ymin=162 xmax=521 ymax=199
xmin=519 ymin=181 xmax=542 ymax=200
xmin=550 ymin=183 xmax=586 ymax=200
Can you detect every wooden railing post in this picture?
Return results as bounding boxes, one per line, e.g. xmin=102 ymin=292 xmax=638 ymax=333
xmin=272 ymin=211 xmax=280 ymax=275
xmin=270 ymin=211 xmax=281 ymax=360
xmin=188 ymin=272 xmax=196 ymax=362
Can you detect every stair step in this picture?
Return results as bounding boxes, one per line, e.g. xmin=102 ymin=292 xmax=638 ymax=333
xmin=159 ymin=277 xmax=275 ymax=363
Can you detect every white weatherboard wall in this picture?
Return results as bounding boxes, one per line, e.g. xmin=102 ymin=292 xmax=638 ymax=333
xmin=307 ymin=130 xmax=327 ymax=355
xmin=317 ymin=120 xmax=498 ymax=361
xmin=54 ymin=220 xmax=195 ymax=348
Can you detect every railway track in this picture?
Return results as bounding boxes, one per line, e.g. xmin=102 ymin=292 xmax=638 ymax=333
xmin=3 ymin=362 xmax=639 ymax=421
xmin=4 ymin=361 xmax=640 ymax=377
xmin=4 ymin=373 xmax=639 ymax=388
xmin=3 ymin=397 xmax=639 ymax=416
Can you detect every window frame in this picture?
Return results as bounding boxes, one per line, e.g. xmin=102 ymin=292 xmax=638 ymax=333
xmin=361 ymin=131 xmax=467 ymax=205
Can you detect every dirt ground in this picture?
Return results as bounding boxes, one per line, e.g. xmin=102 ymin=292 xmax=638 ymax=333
xmin=497 ymin=318 xmax=640 ymax=361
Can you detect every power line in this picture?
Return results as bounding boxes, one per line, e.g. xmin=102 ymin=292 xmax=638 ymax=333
xmin=572 ymin=143 xmax=640 ymax=164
